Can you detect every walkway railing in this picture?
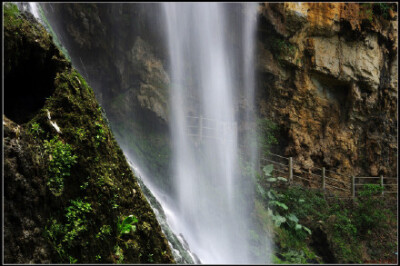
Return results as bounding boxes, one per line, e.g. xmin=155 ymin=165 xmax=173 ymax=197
xmin=185 ymin=115 xmax=237 ymax=142
xmin=259 ymin=152 xmax=398 ymax=198
xmin=184 ymin=115 xmax=397 ymax=199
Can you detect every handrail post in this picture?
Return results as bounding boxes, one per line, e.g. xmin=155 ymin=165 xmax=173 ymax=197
xmin=289 ymin=157 xmax=293 ymax=184
xmin=322 ymin=167 xmax=326 ymax=191
xmin=380 ymin=175 xmax=384 ymax=196
xmin=352 ymin=176 xmax=355 ymax=198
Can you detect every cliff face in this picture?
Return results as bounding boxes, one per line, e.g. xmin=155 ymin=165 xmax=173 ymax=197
xmin=4 ymin=5 xmax=174 ymax=263
xmin=256 ymin=3 xmax=397 ymax=181
xmin=41 ymin=3 xmax=397 ymax=188
xmin=4 ymin=2 xmax=397 ymax=264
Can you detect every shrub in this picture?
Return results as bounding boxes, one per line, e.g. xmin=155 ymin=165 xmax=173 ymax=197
xmin=44 ymin=136 xmax=77 ymax=196
xmin=63 ymin=199 xmax=92 ymax=246
xmin=258 ymin=165 xmax=312 ymax=239
xmin=334 ymin=211 xmax=357 ymax=240
xmin=355 ymin=184 xmax=385 ymax=234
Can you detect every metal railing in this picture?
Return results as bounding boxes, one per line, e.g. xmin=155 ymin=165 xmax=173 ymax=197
xmin=185 ymin=115 xmax=237 ymax=142
xmin=184 ymin=116 xmax=397 ymax=199
xmin=259 ymin=152 xmax=398 ymax=198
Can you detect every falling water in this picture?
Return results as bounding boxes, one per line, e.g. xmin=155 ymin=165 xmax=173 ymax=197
xmin=163 ymin=3 xmax=263 ymax=263
xmin=28 ymin=2 xmax=40 ymax=19
xmin=16 ymin=2 xmax=41 ymax=21
xmin=27 ymin=2 xmax=270 ymax=262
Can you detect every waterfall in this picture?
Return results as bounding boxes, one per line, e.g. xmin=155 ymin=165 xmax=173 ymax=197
xmin=127 ymin=160 xmax=199 ymax=264
xmin=17 ymin=2 xmax=41 ymax=21
xmin=28 ymin=2 xmax=40 ymax=19
xmin=28 ymin=2 xmax=271 ymax=263
xmin=163 ymin=3 xmax=264 ymax=263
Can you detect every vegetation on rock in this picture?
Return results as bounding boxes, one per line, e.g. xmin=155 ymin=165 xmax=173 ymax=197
xmin=3 ymin=2 xmax=397 ymax=264
xmin=44 ymin=136 xmax=78 ymax=196
xmin=251 ymin=161 xmax=397 ymax=263
xmin=3 ymin=3 xmax=174 ymax=263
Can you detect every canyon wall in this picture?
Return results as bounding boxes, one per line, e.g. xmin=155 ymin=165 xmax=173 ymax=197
xmin=41 ymin=3 xmax=398 ymax=189
xmin=256 ymin=3 xmax=397 ymax=185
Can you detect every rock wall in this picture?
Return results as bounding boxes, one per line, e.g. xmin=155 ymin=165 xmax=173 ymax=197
xmin=4 ymin=5 xmax=174 ymax=263
xmin=40 ymin=3 xmax=397 ymax=188
xmin=256 ymin=3 xmax=397 ymax=183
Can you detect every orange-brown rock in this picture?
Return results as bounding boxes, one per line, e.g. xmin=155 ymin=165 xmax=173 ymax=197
xmin=256 ymin=3 xmax=397 ymax=187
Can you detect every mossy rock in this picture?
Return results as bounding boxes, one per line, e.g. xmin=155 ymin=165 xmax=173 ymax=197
xmin=3 ymin=3 xmax=174 ymax=263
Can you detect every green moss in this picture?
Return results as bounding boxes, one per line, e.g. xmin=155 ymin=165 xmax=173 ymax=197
xmin=4 ymin=2 xmax=20 ymax=17
xmin=36 ymin=66 xmax=174 ymax=263
xmin=45 ymin=48 xmax=173 ymax=263
xmin=4 ymin=3 xmax=22 ymax=26
xmin=4 ymin=10 xmax=174 ymax=263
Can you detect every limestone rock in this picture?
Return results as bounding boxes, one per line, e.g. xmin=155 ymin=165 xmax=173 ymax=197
xmin=310 ymin=34 xmax=382 ymax=91
xmin=257 ymin=2 xmax=397 ymax=182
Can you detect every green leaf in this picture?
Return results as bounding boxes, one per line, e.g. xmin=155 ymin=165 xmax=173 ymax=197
xmin=272 ymin=214 xmax=287 ymax=227
xmin=303 ymin=226 xmax=312 ymax=235
xmin=118 ymin=215 xmax=138 ymax=236
xmin=266 ymin=177 xmax=277 ymax=182
xmin=123 ymin=215 xmax=138 ymax=226
xmin=257 ymin=184 xmax=266 ymax=197
xmin=267 ymin=190 xmax=275 ymax=200
xmin=263 ymin=164 xmax=274 ymax=177
xmin=121 ymin=225 xmax=131 ymax=234
xmin=269 ymin=189 xmax=284 ymax=199
xmin=267 ymin=207 xmax=274 ymax=217
xmin=270 ymin=200 xmax=288 ymax=210
xmin=287 ymin=213 xmax=299 ymax=223
xmin=277 ymin=176 xmax=287 ymax=182
xmin=295 ymin=224 xmax=302 ymax=230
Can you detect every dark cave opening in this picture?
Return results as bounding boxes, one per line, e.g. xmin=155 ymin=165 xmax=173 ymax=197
xmin=311 ymin=227 xmax=337 ymax=263
xmin=4 ymin=52 xmax=57 ymax=124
